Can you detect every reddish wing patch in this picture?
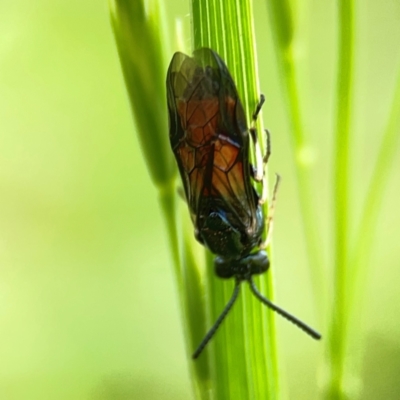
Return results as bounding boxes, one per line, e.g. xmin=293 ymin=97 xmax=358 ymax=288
xmin=167 ymin=48 xmax=256 ymax=231
xmin=211 ymin=138 xmax=251 ymax=222
xmin=178 ymin=98 xmax=220 ymax=147
xmin=176 ymin=103 xmax=250 ymax=225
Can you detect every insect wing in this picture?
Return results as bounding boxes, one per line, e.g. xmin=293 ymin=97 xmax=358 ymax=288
xmin=166 ymin=48 xmax=257 ymax=231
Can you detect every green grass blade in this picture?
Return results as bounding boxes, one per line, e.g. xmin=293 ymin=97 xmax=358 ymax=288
xmin=191 ymin=1 xmax=279 ymax=399
xmin=109 ymin=0 xmax=175 ymax=188
xmin=110 ymin=0 xmax=183 ymax=280
xmin=325 ymin=0 xmax=355 ymax=398
xmin=348 ymin=67 xmax=400 ymax=309
xmin=264 ymin=0 xmax=327 ymax=315
xmin=341 ymin=63 xmax=400 ymax=398
xmin=109 ymin=0 xmax=187 ymax=372
xmin=181 ymin=217 xmax=212 ymax=399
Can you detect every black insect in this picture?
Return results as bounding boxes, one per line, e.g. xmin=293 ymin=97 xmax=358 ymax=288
xmin=166 ymin=48 xmax=321 ymax=359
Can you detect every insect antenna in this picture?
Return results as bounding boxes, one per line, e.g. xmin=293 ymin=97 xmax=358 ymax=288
xmin=248 ymin=277 xmax=322 ymax=340
xmin=192 ymin=279 xmax=241 ymax=359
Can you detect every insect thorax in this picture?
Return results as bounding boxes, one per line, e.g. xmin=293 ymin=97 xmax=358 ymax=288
xmin=196 ymin=200 xmax=265 ymax=261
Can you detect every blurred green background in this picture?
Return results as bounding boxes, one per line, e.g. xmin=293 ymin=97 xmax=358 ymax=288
xmin=0 ymin=0 xmax=399 ymax=399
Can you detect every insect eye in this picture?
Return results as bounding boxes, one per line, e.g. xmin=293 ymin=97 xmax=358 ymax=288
xmin=214 ymin=256 xmax=236 ymax=279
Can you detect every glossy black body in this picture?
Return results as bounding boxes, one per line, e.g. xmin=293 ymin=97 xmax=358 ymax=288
xmin=166 ymin=48 xmax=268 ymax=278
xmin=166 ymin=48 xmax=321 ymax=359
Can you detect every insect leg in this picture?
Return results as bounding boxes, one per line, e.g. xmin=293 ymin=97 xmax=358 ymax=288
xmin=260 ymin=173 xmax=281 ymax=249
xmin=250 ymin=128 xmax=264 ymax=183
xmin=250 ymin=97 xmax=272 ymax=207
xmin=263 ymin=128 xmax=271 ymax=165
xmin=249 ymin=95 xmax=266 ymax=183
xmin=258 ymin=129 xmax=272 ymax=204
xmin=252 ymin=93 xmax=266 ymax=122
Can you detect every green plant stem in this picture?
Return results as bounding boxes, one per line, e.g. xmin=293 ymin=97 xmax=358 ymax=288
xmin=264 ymin=0 xmax=327 ymax=317
xmin=342 ymin=68 xmax=400 ymax=388
xmin=348 ymin=67 xmax=400 ymax=309
xmin=110 ymin=0 xmax=206 ymax=395
xmin=109 ymin=0 xmax=175 ymax=187
xmin=191 ymin=1 xmax=279 ymax=399
xmin=181 ymin=222 xmax=212 ymax=399
xmin=327 ymin=0 xmax=355 ymax=398
xmin=159 ymin=184 xmax=182 ymax=286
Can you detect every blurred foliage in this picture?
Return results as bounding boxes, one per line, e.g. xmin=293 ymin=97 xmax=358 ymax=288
xmin=0 ymin=0 xmax=399 ymax=399
xmin=110 ymin=0 xmax=175 ymax=187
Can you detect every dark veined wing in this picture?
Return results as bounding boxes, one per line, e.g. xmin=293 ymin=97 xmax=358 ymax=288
xmin=166 ymin=48 xmax=258 ymax=231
